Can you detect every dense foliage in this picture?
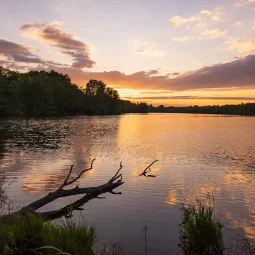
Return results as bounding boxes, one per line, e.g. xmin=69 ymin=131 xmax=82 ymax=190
xmin=0 ymin=67 xmax=148 ymax=117
xmin=150 ymin=103 xmax=255 ymax=116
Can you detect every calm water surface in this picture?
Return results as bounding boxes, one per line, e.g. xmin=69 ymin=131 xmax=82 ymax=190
xmin=1 ymin=114 xmax=255 ymax=254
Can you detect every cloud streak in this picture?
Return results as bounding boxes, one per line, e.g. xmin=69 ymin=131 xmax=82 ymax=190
xmin=169 ymin=7 xmax=223 ymax=26
xmin=173 ymin=36 xmax=189 ymax=42
xmin=125 ymin=96 xmax=255 ymax=101
xmin=200 ymin=29 xmax=226 ymax=39
xmin=234 ymin=0 xmax=255 ymax=6
xmin=169 ymin=15 xmax=199 ymax=26
xmin=134 ymin=42 xmax=165 ymax=57
xmin=40 ymin=54 xmax=255 ymax=92
xmin=0 ymin=38 xmax=72 ymax=69
xmin=172 ymin=28 xmax=226 ymax=42
xmin=20 ymin=22 xmax=96 ymax=68
xmin=0 ymin=39 xmax=43 ymax=64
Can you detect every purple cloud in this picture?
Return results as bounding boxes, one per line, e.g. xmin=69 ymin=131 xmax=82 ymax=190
xmin=0 ymin=39 xmax=43 ymax=64
xmin=20 ymin=23 xmax=96 ymax=68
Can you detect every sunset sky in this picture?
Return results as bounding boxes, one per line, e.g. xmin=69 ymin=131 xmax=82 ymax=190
xmin=0 ymin=0 xmax=255 ymax=106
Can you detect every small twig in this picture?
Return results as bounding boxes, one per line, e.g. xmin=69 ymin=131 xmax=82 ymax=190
xmin=138 ymin=160 xmax=158 ymax=177
xmin=109 ymin=162 xmax=123 ymax=183
xmin=147 ymin=174 xmax=157 ymax=177
xmin=63 ymin=165 xmax=74 ymax=186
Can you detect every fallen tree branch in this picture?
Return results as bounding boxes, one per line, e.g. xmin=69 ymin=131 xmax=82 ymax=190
xmin=3 ymin=159 xmax=124 ymax=220
xmin=40 ymin=176 xmax=123 ymax=220
xmin=19 ymin=159 xmax=96 ymax=212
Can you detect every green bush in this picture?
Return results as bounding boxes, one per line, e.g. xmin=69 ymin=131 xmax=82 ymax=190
xmin=179 ymin=194 xmax=224 ymax=255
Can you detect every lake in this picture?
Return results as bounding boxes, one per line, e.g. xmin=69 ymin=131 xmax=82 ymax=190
xmin=1 ymin=113 xmax=255 ymax=254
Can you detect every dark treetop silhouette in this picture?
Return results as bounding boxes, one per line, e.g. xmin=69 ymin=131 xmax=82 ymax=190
xmin=149 ymin=103 xmax=255 ymax=116
xmin=0 ymin=66 xmax=148 ymax=117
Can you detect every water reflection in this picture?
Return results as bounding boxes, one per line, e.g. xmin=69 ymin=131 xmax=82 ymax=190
xmin=1 ymin=114 xmax=255 ymax=254
xmin=0 ymin=116 xmax=121 ymax=193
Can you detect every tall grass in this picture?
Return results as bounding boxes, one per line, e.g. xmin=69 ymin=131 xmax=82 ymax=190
xmin=0 ymin=174 xmax=8 ymax=211
xmin=0 ymin=214 xmax=96 ymax=255
xmin=43 ymin=219 xmax=96 ymax=255
xmin=0 ymin=213 xmax=45 ymax=254
xmin=179 ymin=194 xmax=225 ymax=255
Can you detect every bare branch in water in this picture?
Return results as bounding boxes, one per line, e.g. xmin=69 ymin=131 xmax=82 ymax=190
xmin=40 ymin=165 xmax=124 ymax=220
xmin=59 ymin=159 xmax=96 ymax=190
xmin=138 ymin=160 xmax=158 ymax=177
xmin=3 ymin=159 xmax=124 ymax=221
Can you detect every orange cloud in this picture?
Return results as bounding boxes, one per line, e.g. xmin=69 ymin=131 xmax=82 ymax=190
xmin=169 ymin=6 xmax=223 ymax=26
xmin=234 ymin=0 xmax=255 ymax=6
xmin=169 ymin=15 xmax=200 ymax=26
xmin=173 ymin=36 xmax=189 ymax=42
xmin=234 ymin=21 xmax=244 ymax=27
xmin=134 ymin=41 xmax=165 ymax=57
xmin=200 ymin=29 xmax=226 ymax=39
xmin=226 ymin=39 xmax=255 ymax=53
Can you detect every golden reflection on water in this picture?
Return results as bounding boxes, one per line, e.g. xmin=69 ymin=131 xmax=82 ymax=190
xmin=22 ymin=160 xmax=96 ymax=193
xmin=165 ymin=188 xmax=178 ymax=205
xmin=163 ymin=166 xmax=255 ymax=238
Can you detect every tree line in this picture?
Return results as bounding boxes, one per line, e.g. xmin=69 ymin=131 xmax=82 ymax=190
xmin=149 ymin=103 xmax=255 ymax=116
xmin=0 ymin=66 xmax=149 ymax=117
xmin=1 ymin=66 xmax=254 ymax=117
